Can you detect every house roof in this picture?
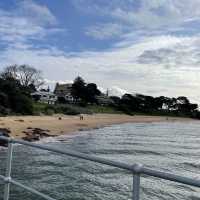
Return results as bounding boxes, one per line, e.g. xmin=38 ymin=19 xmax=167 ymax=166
xmin=54 ymin=83 xmax=72 ymax=95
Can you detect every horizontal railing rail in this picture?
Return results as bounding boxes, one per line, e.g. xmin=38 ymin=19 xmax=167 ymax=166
xmin=0 ymin=135 xmax=200 ymax=200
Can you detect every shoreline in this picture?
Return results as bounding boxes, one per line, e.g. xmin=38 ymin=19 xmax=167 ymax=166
xmin=0 ymin=114 xmax=196 ymax=140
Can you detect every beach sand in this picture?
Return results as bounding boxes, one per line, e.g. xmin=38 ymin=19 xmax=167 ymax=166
xmin=0 ymin=114 xmax=195 ymax=139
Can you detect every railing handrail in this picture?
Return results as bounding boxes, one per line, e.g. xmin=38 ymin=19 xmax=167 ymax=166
xmin=0 ymin=135 xmax=200 ymax=200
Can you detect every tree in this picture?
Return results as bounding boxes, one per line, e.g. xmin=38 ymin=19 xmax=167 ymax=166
xmin=154 ymin=96 xmax=165 ymax=110
xmin=177 ymin=96 xmax=190 ymax=105
xmin=176 ymin=96 xmax=197 ymax=113
xmin=86 ymin=83 xmax=101 ymax=96
xmin=0 ymin=76 xmax=33 ymax=115
xmin=85 ymin=83 xmax=101 ymax=103
xmin=2 ymin=65 xmax=44 ymax=89
xmin=110 ymin=96 xmax=121 ymax=107
xmin=159 ymin=96 xmax=173 ymax=111
xmin=71 ymin=76 xmax=86 ymax=102
xmin=71 ymin=77 xmax=102 ymax=104
xmin=1 ymin=65 xmax=18 ymax=79
xmin=120 ymin=94 xmax=141 ymax=113
xmin=189 ymin=103 xmax=198 ymax=112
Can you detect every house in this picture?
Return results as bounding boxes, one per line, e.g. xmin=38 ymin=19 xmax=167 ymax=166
xmin=54 ymin=83 xmax=74 ymax=102
xmin=31 ymin=91 xmax=57 ymax=104
xmin=96 ymin=94 xmax=114 ymax=106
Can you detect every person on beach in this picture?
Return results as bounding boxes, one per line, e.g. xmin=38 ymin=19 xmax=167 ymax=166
xmin=79 ymin=114 xmax=84 ymax=120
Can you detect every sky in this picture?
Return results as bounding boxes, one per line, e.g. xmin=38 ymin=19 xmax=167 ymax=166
xmin=0 ymin=0 xmax=200 ymax=102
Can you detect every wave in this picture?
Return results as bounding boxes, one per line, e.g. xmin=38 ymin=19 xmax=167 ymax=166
xmin=181 ymin=162 xmax=200 ymax=169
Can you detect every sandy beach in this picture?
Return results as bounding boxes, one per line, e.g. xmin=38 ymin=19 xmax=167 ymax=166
xmin=0 ymin=114 xmax=196 ymax=139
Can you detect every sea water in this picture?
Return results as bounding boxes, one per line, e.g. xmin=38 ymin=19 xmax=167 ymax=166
xmin=0 ymin=121 xmax=200 ymax=200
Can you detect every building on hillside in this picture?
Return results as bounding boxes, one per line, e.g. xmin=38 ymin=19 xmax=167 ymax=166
xmin=54 ymin=83 xmax=74 ymax=103
xmin=31 ymin=91 xmax=57 ymax=104
xmin=96 ymin=94 xmax=114 ymax=106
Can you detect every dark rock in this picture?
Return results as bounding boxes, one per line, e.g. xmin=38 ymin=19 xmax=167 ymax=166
xmin=27 ymin=127 xmax=33 ymax=130
xmin=22 ymin=134 xmax=40 ymax=142
xmin=22 ymin=128 xmax=56 ymax=142
xmin=0 ymin=128 xmax=11 ymax=135
xmin=0 ymin=128 xmax=10 ymax=147
xmin=15 ymin=119 xmax=24 ymax=122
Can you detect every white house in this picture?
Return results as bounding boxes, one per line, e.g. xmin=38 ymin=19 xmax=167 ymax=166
xmin=31 ymin=91 xmax=57 ymax=104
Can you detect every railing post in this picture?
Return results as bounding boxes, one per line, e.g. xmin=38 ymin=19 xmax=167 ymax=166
xmin=132 ymin=164 xmax=142 ymax=200
xmin=132 ymin=174 xmax=140 ymax=200
xmin=4 ymin=141 xmax=13 ymax=200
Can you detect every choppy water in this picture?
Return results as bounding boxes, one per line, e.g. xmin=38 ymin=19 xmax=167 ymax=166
xmin=1 ymin=121 xmax=200 ymax=200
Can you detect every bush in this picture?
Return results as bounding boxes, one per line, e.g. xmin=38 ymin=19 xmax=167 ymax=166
xmin=0 ymin=105 xmax=10 ymax=116
xmin=191 ymin=111 xmax=200 ymax=119
xmin=87 ymin=105 xmax=122 ymax=114
xmin=35 ymin=104 xmax=92 ymax=116
xmin=12 ymin=94 xmax=34 ymax=115
xmin=44 ymin=108 xmax=55 ymax=115
xmin=0 ymin=77 xmax=34 ymax=115
xmin=0 ymin=92 xmax=9 ymax=107
xmin=58 ymin=105 xmax=80 ymax=115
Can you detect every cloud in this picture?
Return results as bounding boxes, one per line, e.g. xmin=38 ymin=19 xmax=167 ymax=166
xmin=118 ymin=0 xmax=200 ymax=30
xmin=1 ymin=33 xmax=200 ymax=103
xmin=17 ymin=0 xmax=57 ymax=26
xmin=108 ymin=86 xmax=128 ymax=97
xmin=85 ymin=23 xmax=123 ymax=40
xmin=137 ymin=35 xmax=200 ymax=67
xmin=98 ymin=86 xmax=128 ymax=97
xmin=0 ymin=0 xmax=60 ymax=47
xmin=74 ymin=0 xmax=200 ymax=30
xmin=0 ymin=14 xmax=45 ymax=43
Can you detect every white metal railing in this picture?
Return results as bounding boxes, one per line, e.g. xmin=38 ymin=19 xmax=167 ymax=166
xmin=0 ymin=136 xmax=200 ymax=200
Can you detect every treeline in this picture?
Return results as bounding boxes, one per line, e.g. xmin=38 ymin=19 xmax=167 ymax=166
xmin=0 ymin=65 xmax=41 ymax=115
xmin=110 ymin=94 xmax=199 ymax=118
xmin=63 ymin=76 xmax=200 ymax=118
xmin=0 ymin=64 xmax=199 ymax=119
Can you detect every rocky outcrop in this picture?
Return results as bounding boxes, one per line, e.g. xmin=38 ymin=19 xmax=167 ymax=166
xmin=22 ymin=128 xmax=56 ymax=142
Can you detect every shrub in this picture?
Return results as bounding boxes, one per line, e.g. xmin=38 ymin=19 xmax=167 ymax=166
xmin=0 ymin=105 xmax=10 ymax=116
xmin=12 ymin=94 xmax=34 ymax=115
xmin=44 ymin=108 xmax=55 ymax=115
xmin=41 ymin=104 xmax=92 ymax=115
xmin=191 ymin=111 xmax=200 ymax=119
xmin=60 ymin=106 xmax=80 ymax=115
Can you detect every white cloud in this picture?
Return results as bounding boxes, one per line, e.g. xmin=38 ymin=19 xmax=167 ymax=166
xmin=74 ymin=0 xmax=200 ymax=30
xmin=137 ymin=35 xmax=200 ymax=67
xmin=98 ymin=86 xmax=128 ymax=97
xmin=17 ymin=0 xmax=57 ymax=25
xmin=108 ymin=86 xmax=128 ymax=97
xmin=1 ymin=33 xmax=200 ymax=103
xmin=85 ymin=23 xmax=123 ymax=40
xmin=0 ymin=14 xmax=45 ymax=43
xmin=122 ymin=0 xmax=200 ymax=29
xmin=0 ymin=0 xmax=60 ymax=47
